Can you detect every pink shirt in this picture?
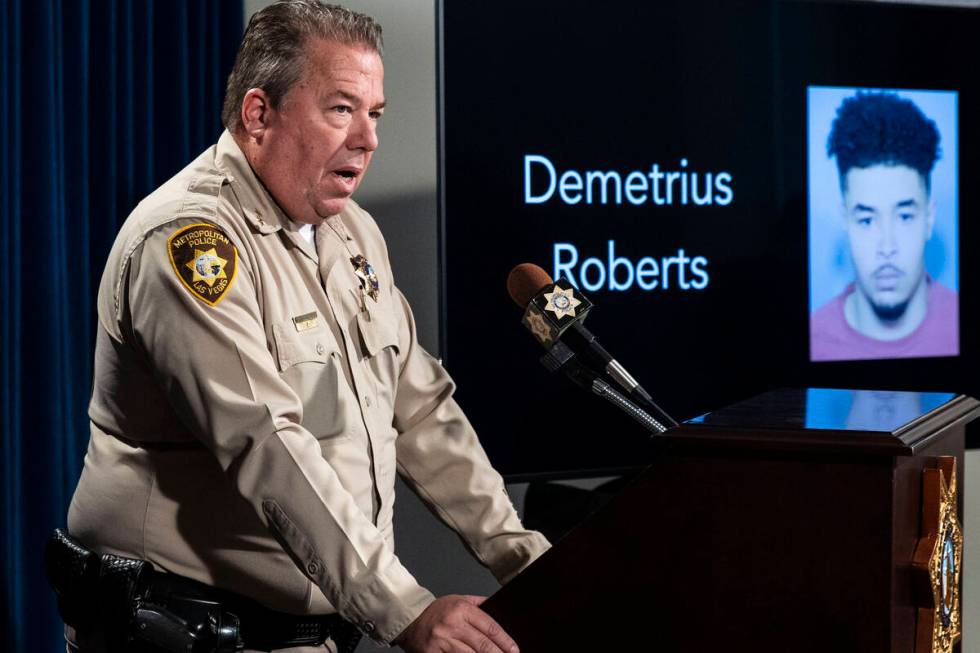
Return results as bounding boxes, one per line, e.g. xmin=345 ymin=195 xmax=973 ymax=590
xmin=810 ymin=280 xmax=959 ymax=362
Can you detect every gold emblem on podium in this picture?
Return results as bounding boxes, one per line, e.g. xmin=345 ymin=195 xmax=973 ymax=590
xmin=912 ymin=456 xmax=962 ymax=653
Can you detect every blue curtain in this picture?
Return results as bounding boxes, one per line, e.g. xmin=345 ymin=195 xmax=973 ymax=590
xmin=0 ymin=1 xmax=243 ymax=650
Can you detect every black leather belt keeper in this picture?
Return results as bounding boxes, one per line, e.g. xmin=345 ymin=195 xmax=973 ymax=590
xmin=45 ymin=529 xmax=362 ymax=653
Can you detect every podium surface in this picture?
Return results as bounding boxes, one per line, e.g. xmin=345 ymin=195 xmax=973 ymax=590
xmin=484 ymin=388 xmax=977 ymax=653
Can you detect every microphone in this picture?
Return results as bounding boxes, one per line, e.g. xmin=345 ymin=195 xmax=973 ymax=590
xmin=506 ymin=263 xmax=594 ymax=347
xmin=507 ymin=263 xmax=678 ymax=429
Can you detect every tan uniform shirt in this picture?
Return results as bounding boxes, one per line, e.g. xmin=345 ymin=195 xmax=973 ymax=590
xmin=68 ymin=130 xmax=550 ymax=644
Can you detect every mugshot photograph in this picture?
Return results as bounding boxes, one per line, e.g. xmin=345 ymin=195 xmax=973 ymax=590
xmin=807 ymin=87 xmax=959 ymax=363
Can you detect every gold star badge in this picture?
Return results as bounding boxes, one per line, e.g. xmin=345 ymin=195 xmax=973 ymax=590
xmin=185 ymin=248 xmax=228 ymax=287
xmin=351 ymin=254 xmax=380 ymax=302
xmin=543 ymin=286 xmax=582 ymax=320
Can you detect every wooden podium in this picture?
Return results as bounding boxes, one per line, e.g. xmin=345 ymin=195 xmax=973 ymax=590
xmin=484 ymin=388 xmax=977 ymax=652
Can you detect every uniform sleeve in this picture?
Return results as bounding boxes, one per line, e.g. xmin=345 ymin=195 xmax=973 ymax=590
xmin=123 ymin=219 xmax=433 ymax=643
xmin=390 ymin=288 xmax=551 ymax=583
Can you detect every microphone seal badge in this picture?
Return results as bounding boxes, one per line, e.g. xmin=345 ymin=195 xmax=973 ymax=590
xmin=523 ymin=310 xmax=557 ymax=345
xmin=519 ymin=277 xmax=593 ymax=348
xmin=544 ymin=286 xmax=582 ymax=319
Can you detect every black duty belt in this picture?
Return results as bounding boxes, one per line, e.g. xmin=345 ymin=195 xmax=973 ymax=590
xmin=45 ymin=529 xmax=361 ymax=653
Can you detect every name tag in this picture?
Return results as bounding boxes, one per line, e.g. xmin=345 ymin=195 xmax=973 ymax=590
xmin=292 ymin=311 xmax=319 ymax=332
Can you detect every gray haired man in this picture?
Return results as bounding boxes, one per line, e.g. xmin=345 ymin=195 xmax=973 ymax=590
xmin=58 ymin=2 xmax=549 ymax=651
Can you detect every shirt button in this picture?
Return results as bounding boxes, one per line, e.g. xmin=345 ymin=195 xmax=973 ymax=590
xmin=307 ymin=561 xmax=319 ymax=575
xmin=315 ymin=342 xmax=326 ymax=355
xmin=362 ymin=621 xmax=376 ymax=634
xmin=364 ymin=395 xmax=372 ymax=407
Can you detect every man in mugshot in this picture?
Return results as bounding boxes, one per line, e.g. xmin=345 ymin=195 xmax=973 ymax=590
xmin=810 ymin=91 xmax=958 ymax=361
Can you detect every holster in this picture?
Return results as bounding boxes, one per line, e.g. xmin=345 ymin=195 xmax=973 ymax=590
xmin=44 ymin=529 xmax=360 ymax=653
xmin=45 ymin=528 xmax=152 ymax=640
xmin=44 ymin=529 xmax=241 ymax=653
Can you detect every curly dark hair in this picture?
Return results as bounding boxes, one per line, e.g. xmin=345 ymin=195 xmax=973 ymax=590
xmin=827 ymin=91 xmax=941 ymax=193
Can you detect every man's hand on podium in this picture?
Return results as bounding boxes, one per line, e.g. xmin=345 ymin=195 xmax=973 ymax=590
xmin=395 ymin=594 xmax=519 ymax=653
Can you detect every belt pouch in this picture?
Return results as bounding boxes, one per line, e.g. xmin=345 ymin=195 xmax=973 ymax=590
xmin=44 ymin=529 xmax=100 ymax=631
xmin=44 ymin=529 xmax=153 ymax=651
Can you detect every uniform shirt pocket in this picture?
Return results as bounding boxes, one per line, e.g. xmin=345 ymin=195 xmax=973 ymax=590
xmin=272 ymin=321 xmax=349 ymax=442
xmin=355 ymin=306 xmax=400 ymax=416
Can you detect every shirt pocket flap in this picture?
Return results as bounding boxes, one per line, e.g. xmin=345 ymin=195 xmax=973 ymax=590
xmin=355 ymin=309 xmax=400 ymax=359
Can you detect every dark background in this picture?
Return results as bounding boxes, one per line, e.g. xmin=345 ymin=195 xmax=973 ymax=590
xmin=440 ymin=0 xmax=980 ymax=479
xmin=0 ymin=2 xmax=243 ymax=650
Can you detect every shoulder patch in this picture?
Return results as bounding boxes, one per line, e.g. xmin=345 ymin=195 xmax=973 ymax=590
xmin=167 ymin=223 xmax=238 ymax=307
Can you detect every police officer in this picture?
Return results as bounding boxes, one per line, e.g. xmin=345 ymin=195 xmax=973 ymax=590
xmin=64 ymin=2 xmax=549 ymax=651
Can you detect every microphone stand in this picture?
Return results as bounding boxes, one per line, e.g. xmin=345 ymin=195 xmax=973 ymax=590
xmin=539 ymin=341 xmax=668 ymax=435
xmin=561 ymin=323 xmax=679 ymax=429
